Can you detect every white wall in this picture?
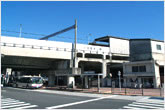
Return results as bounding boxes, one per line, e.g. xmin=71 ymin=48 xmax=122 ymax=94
xmin=151 ymin=40 xmax=165 ymax=61
xmin=1 ymin=36 xmax=73 ymax=49
xmin=77 ymin=43 xmax=109 ymax=55
xmin=151 ymin=40 xmax=164 ymax=54
xmin=109 ymin=37 xmax=129 ymax=55
xmin=123 ymin=61 xmax=155 ymax=76
xmin=1 ymin=36 xmax=110 ymax=55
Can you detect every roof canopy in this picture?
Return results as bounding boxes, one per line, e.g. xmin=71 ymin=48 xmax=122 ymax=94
xmin=94 ymin=36 xmax=129 ymax=42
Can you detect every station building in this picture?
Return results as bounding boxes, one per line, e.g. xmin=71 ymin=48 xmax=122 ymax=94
xmin=123 ymin=39 xmax=165 ymax=88
xmin=1 ymin=35 xmax=164 ymax=88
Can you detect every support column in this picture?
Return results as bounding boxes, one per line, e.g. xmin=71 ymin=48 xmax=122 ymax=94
xmin=85 ymin=76 xmax=88 ymax=89
xmin=102 ymin=61 xmax=107 ymax=87
xmin=67 ymin=76 xmax=75 ymax=88
xmin=102 ymin=61 xmax=107 ymax=78
xmin=75 ymin=59 xmax=79 ymax=68
xmin=48 ymin=74 xmax=55 ymax=87
xmin=138 ymin=78 xmax=142 ymax=88
xmin=153 ymin=62 xmax=160 ymax=88
xmin=82 ymin=53 xmax=85 ymax=58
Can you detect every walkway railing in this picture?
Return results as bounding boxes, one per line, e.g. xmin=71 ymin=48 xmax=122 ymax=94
xmin=1 ymin=42 xmax=110 ymax=55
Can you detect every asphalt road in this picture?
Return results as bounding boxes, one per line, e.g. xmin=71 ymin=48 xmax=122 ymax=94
xmin=1 ymin=87 xmax=134 ymax=109
xmin=1 ymin=87 xmax=164 ymax=109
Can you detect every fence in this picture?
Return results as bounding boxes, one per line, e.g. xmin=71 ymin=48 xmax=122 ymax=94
xmin=76 ymin=77 xmax=164 ymax=97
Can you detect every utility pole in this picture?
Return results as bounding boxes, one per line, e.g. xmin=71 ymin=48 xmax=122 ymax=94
xmin=19 ymin=24 xmax=22 ymax=38
xmin=74 ymin=19 xmax=77 ymax=68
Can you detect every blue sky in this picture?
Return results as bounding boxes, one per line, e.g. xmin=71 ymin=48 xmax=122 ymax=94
xmin=1 ymin=1 xmax=164 ymax=43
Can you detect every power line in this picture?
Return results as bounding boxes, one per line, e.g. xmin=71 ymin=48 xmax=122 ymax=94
xmin=1 ymin=29 xmax=93 ymax=43
xmin=1 ymin=29 xmax=47 ymax=36
xmin=1 ymin=29 xmax=89 ymax=40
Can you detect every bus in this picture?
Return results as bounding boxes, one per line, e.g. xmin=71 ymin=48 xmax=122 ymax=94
xmin=13 ymin=75 xmax=43 ymax=89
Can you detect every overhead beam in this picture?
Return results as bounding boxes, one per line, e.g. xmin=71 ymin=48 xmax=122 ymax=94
xmin=39 ymin=25 xmax=75 ymax=40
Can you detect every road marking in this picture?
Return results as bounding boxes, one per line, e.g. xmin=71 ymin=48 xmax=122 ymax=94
xmin=2 ymin=98 xmax=17 ymax=101
xmin=2 ymin=100 xmax=20 ymax=104
xmin=1 ymin=103 xmax=30 ymax=109
xmin=127 ymin=104 xmax=163 ymax=109
xmin=137 ymin=100 xmax=164 ymax=103
xmin=123 ymin=106 xmax=142 ymax=109
xmin=1 ymin=96 xmax=38 ymax=109
xmin=12 ymin=105 xmax=38 ymax=109
xmin=133 ymin=102 xmax=164 ymax=106
xmin=123 ymin=97 xmax=164 ymax=109
xmin=2 ymin=102 xmax=25 ymax=106
xmin=46 ymin=95 xmax=116 ymax=109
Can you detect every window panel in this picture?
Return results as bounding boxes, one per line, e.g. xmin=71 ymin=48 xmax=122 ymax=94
xmin=132 ymin=66 xmax=138 ymax=72
xmin=156 ymin=44 xmax=161 ymax=50
xmin=139 ymin=66 xmax=146 ymax=72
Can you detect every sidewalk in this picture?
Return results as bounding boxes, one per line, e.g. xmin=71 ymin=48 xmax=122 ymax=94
xmin=40 ymin=86 xmax=164 ymax=97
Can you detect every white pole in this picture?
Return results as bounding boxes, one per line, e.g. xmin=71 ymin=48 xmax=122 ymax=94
xmin=98 ymin=75 xmax=100 ymax=93
xmin=19 ymin=24 xmax=22 ymax=38
xmin=118 ymin=71 xmax=121 ymax=91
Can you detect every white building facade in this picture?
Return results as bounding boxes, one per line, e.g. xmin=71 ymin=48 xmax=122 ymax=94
xmin=123 ymin=39 xmax=165 ymax=88
xmin=1 ymin=36 xmax=164 ymax=88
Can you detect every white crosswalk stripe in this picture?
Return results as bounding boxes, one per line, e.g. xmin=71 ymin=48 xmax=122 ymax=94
xmin=1 ymin=97 xmax=38 ymax=109
xmin=123 ymin=97 xmax=164 ymax=109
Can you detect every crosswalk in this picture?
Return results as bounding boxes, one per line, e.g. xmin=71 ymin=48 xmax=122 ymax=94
xmin=123 ymin=97 xmax=164 ymax=109
xmin=1 ymin=96 xmax=38 ymax=109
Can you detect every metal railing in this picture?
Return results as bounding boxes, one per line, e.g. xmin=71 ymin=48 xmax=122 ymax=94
xmin=1 ymin=42 xmax=110 ymax=55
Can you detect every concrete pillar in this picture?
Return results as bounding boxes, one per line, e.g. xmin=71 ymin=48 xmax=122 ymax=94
xmin=138 ymin=78 xmax=142 ymax=88
xmin=82 ymin=53 xmax=85 ymax=58
xmin=102 ymin=61 xmax=107 ymax=78
xmin=48 ymin=74 xmax=55 ymax=87
xmin=153 ymin=62 xmax=160 ymax=88
xmin=102 ymin=61 xmax=107 ymax=87
xmin=75 ymin=60 xmax=79 ymax=68
xmin=67 ymin=76 xmax=75 ymax=88
xmin=84 ymin=76 xmax=88 ymax=89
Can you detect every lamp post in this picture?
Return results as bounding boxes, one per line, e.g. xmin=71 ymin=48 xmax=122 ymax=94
xmin=118 ymin=71 xmax=121 ymax=92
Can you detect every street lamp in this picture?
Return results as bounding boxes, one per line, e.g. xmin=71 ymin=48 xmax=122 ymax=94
xmin=118 ymin=71 xmax=121 ymax=91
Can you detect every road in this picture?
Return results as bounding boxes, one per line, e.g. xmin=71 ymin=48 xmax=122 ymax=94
xmin=1 ymin=87 xmax=164 ymax=109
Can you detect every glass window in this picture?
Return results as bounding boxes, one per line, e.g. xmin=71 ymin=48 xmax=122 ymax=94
xmin=31 ymin=77 xmax=43 ymax=84
xmin=156 ymin=44 xmax=161 ymax=50
xmin=139 ymin=66 xmax=146 ymax=72
xmin=132 ymin=66 xmax=138 ymax=72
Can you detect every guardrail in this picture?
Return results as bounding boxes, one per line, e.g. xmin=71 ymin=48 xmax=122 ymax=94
xmin=1 ymin=42 xmax=110 ymax=55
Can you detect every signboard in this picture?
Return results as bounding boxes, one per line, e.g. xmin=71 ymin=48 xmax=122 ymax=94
xmin=84 ymin=71 xmax=95 ymax=74
xmin=6 ymin=68 xmax=12 ymax=75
